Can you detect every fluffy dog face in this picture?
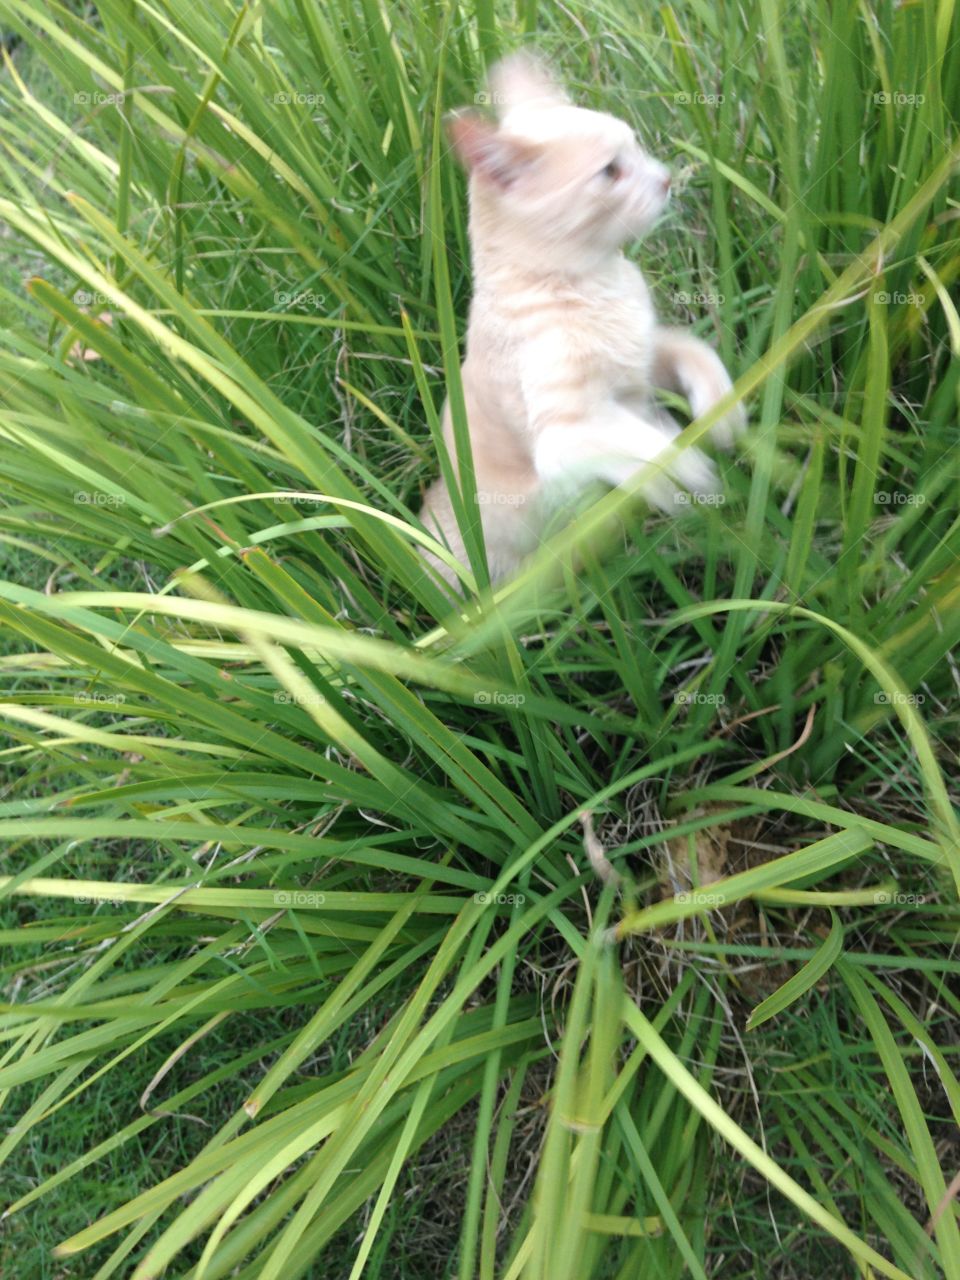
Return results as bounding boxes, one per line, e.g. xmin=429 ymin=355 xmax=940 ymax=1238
xmin=447 ymin=54 xmax=671 ymax=264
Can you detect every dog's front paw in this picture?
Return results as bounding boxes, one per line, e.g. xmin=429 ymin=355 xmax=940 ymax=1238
xmin=671 ymin=444 xmax=720 ymax=498
xmin=629 ymin=444 xmax=720 ymax=515
xmin=705 ymin=396 xmax=747 ymax=450
xmin=687 ymin=353 xmax=746 ymax=449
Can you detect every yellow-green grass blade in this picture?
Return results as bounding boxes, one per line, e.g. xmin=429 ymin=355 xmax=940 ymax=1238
xmin=621 ymin=998 xmax=916 ymax=1280
xmin=838 ymin=961 xmax=960 ymax=1279
xmin=746 ymin=909 xmax=844 ymax=1030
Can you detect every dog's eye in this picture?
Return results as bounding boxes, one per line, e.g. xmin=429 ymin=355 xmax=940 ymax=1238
xmin=601 ymin=159 xmax=622 ymax=180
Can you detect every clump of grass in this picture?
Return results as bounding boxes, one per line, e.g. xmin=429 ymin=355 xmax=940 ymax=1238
xmin=0 ymin=1 xmax=958 ymax=1278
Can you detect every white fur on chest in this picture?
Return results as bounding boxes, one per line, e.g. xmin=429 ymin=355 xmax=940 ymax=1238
xmin=464 ymin=258 xmax=657 ymax=428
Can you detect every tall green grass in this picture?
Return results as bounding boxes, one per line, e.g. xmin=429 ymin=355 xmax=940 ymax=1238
xmin=0 ymin=1 xmax=958 ymax=1277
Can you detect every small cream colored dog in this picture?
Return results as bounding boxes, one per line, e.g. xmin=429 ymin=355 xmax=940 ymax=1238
xmin=420 ymin=54 xmax=744 ymax=585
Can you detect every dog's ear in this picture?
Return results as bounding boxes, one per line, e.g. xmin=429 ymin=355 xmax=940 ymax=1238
xmin=488 ymin=53 xmax=569 ymax=113
xmin=445 ymin=112 xmax=541 ymax=188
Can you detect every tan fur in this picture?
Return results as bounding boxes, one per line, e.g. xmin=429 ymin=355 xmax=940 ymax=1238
xmin=419 ymin=54 xmax=745 ymax=587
